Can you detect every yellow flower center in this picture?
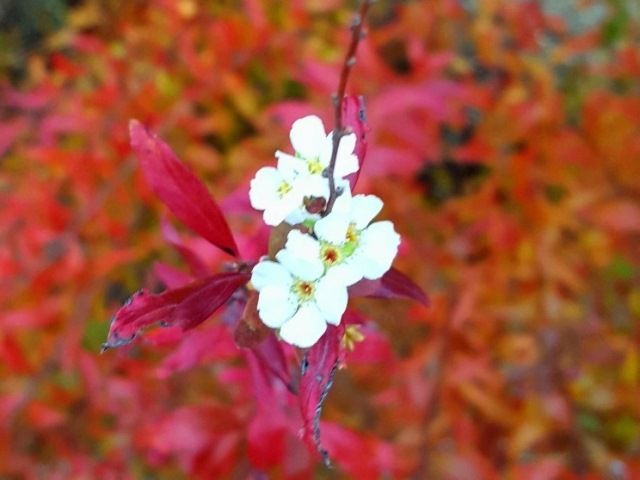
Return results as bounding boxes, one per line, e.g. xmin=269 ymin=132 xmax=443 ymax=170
xmin=345 ymin=223 xmax=359 ymax=243
xmin=293 ymin=280 xmax=315 ymax=301
xmin=320 ymin=245 xmax=342 ymax=266
xmin=277 ymin=181 xmax=292 ymax=198
xmin=307 ymin=158 xmax=324 ymax=175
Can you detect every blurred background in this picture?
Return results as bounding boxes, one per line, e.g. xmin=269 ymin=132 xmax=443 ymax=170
xmin=1 ymin=0 xmax=640 ymax=478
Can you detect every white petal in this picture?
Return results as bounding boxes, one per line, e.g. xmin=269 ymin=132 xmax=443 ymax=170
xmin=249 ymin=167 xmax=281 ymax=210
xmin=314 ymin=277 xmax=348 ymax=325
xmin=257 ymin=285 xmax=297 ymax=328
xmin=320 ymin=132 xmax=358 ymax=177
xmin=334 ymin=153 xmax=360 ymax=178
xmin=324 ymin=260 xmax=363 ymax=287
xmin=262 ymin=191 xmax=301 ymax=226
xmin=351 ymin=194 xmax=383 ymax=229
xmin=358 ymin=221 xmax=401 ymax=279
xmin=285 ymin=229 xmax=321 ymax=256
xmin=275 ymin=150 xmax=305 ymax=177
xmin=300 ymin=173 xmax=330 ymax=198
xmin=337 ymin=132 xmax=356 ymax=158
xmin=251 ymin=261 xmax=293 ymax=291
xmin=314 ymin=210 xmax=350 ymax=245
xmin=276 ymin=231 xmax=324 ymax=281
xmin=284 ymin=207 xmax=311 ymax=226
xmin=329 ymin=183 xmax=353 ymax=215
xmin=279 ymin=303 xmax=327 ymax=348
xmin=290 ymin=115 xmax=326 ymax=159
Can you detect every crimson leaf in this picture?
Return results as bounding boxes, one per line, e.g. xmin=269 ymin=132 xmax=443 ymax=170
xmin=341 ymin=95 xmax=368 ymax=190
xmin=159 ymin=218 xmax=210 ymax=278
xmin=298 ymin=324 xmax=344 ymax=466
xmin=349 ymin=267 xmax=429 ymax=306
xmin=102 ymin=271 xmax=249 ymax=350
xmin=129 ymin=120 xmax=239 ymax=257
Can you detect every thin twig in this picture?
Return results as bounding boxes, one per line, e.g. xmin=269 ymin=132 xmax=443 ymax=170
xmin=323 ymin=0 xmax=374 ymax=216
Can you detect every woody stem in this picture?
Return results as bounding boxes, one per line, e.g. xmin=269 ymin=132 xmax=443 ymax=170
xmin=323 ymin=0 xmax=373 ymax=216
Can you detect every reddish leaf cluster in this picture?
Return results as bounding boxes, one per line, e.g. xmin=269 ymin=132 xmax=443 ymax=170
xmin=106 ymin=99 xmax=424 ymax=464
xmin=2 ymin=0 xmax=640 ymax=478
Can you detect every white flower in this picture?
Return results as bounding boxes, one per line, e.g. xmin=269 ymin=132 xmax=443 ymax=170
xmin=278 ymin=115 xmax=359 ymax=179
xmin=277 ymin=189 xmax=401 ymax=287
xmin=249 ymin=161 xmax=325 ymax=227
xmin=251 ymin=237 xmax=349 ymax=347
xmin=249 ymin=115 xmax=359 ymax=226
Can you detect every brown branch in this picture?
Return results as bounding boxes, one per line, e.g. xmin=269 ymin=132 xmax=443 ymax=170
xmin=323 ymin=0 xmax=374 ymax=216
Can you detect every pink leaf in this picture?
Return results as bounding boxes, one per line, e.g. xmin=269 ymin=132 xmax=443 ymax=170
xmin=160 ymin=218 xmax=210 ymax=278
xmin=341 ymin=95 xmax=369 ymax=190
xmin=102 ymin=271 xmax=249 ymax=350
xmin=321 ymin=422 xmax=399 ymax=478
xmin=247 ymin=408 xmax=288 ymax=469
xmin=349 ymin=267 xmax=429 ymax=306
xmin=156 ymin=325 xmax=237 ymax=378
xmin=298 ymin=324 xmax=344 ymax=465
xmin=129 ymin=120 xmax=239 ymax=257
xmin=152 ymin=261 xmax=192 ymax=289
xmin=249 ymin=334 xmax=294 ymax=393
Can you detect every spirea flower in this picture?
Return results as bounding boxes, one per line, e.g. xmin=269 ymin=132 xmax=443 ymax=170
xmin=277 ymin=189 xmax=401 ymax=287
xmin=249 ymin=115 xmax=359 ymax=226
xmin=251 ymin=244 xmax=349 ymax=348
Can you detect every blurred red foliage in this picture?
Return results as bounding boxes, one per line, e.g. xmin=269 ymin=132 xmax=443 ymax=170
xmin=1 ymin=0 xmax=640 ymax=478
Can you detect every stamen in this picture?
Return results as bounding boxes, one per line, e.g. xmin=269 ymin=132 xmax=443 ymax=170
xmin=320 ymin=245 xmax=342 ymax=266
xmin=293 ymin=280 xmax=316 ymax=301
xmin=345 ymin=223 xmax=359 ymax=243
xmin=307 ymin=158 xmax=324 ymax=175
xmin=277 ymin=181 xmax=292 ymax=197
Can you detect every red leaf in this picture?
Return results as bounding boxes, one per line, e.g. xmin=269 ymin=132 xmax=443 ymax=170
xmin=321 ymin=422 xmax=398 ymax=478
xmin=103 ymin=272 xmax=249 ymax=350
xmin=160 ymin=218 xmax=210 ymax=278
xmin=156 ymin=325 xmax=237 ymax=378
xmin=298 ymin=324 xmax=344 ymax=465
xmin=152 ymin=261 xmax=192 ymax=289
xmin=249 ymin=334 xmax=294 ymax=393
xmin=341 ymin=96 xmax=369 ymax=190
xmin=247 ymin=409 xmax=288 ymax=469
xmin=129 ymin=120 xmax=239 ymax=257
xmin=349 ymin=267 xmax=429 ymax=306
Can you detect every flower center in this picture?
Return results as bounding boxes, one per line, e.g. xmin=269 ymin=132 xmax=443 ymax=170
xmin=277 ymin=181 xmax=292 ymax=198
xmin=293 ymin=280 xmax=315 ymax=301
xmin=320 ymin=245 xmax=342 ymax=266
xmin=307 ymin=158 xmax=323 ymax=175
xmin=345 ymin=223 xmax=359 ymax=243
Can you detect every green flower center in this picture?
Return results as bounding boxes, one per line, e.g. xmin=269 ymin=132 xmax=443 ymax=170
xmin=315 ymin=223 xmax=362 ymax=270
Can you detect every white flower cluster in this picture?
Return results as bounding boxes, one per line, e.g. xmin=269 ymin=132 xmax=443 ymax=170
xmin=249 ymin=115 xmax=400 ymax=348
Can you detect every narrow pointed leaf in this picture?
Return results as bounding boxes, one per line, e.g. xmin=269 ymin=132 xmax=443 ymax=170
xmin=250 ymin=334 xmax=294 ymax=394
xmin=160 ymin=218 xmax=210 ymax=278
xmin=103 ymin=271 xmax=249 ymax=350
xmin=349 ymin=267 xmax=429 ymax=306
xmin=341 ymin=96 xmax=369 ymax=190
xmin=298 ymin=324 xmax=344 ymax=466
xmin=129 ymin=120 xmax=239 ymax=257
